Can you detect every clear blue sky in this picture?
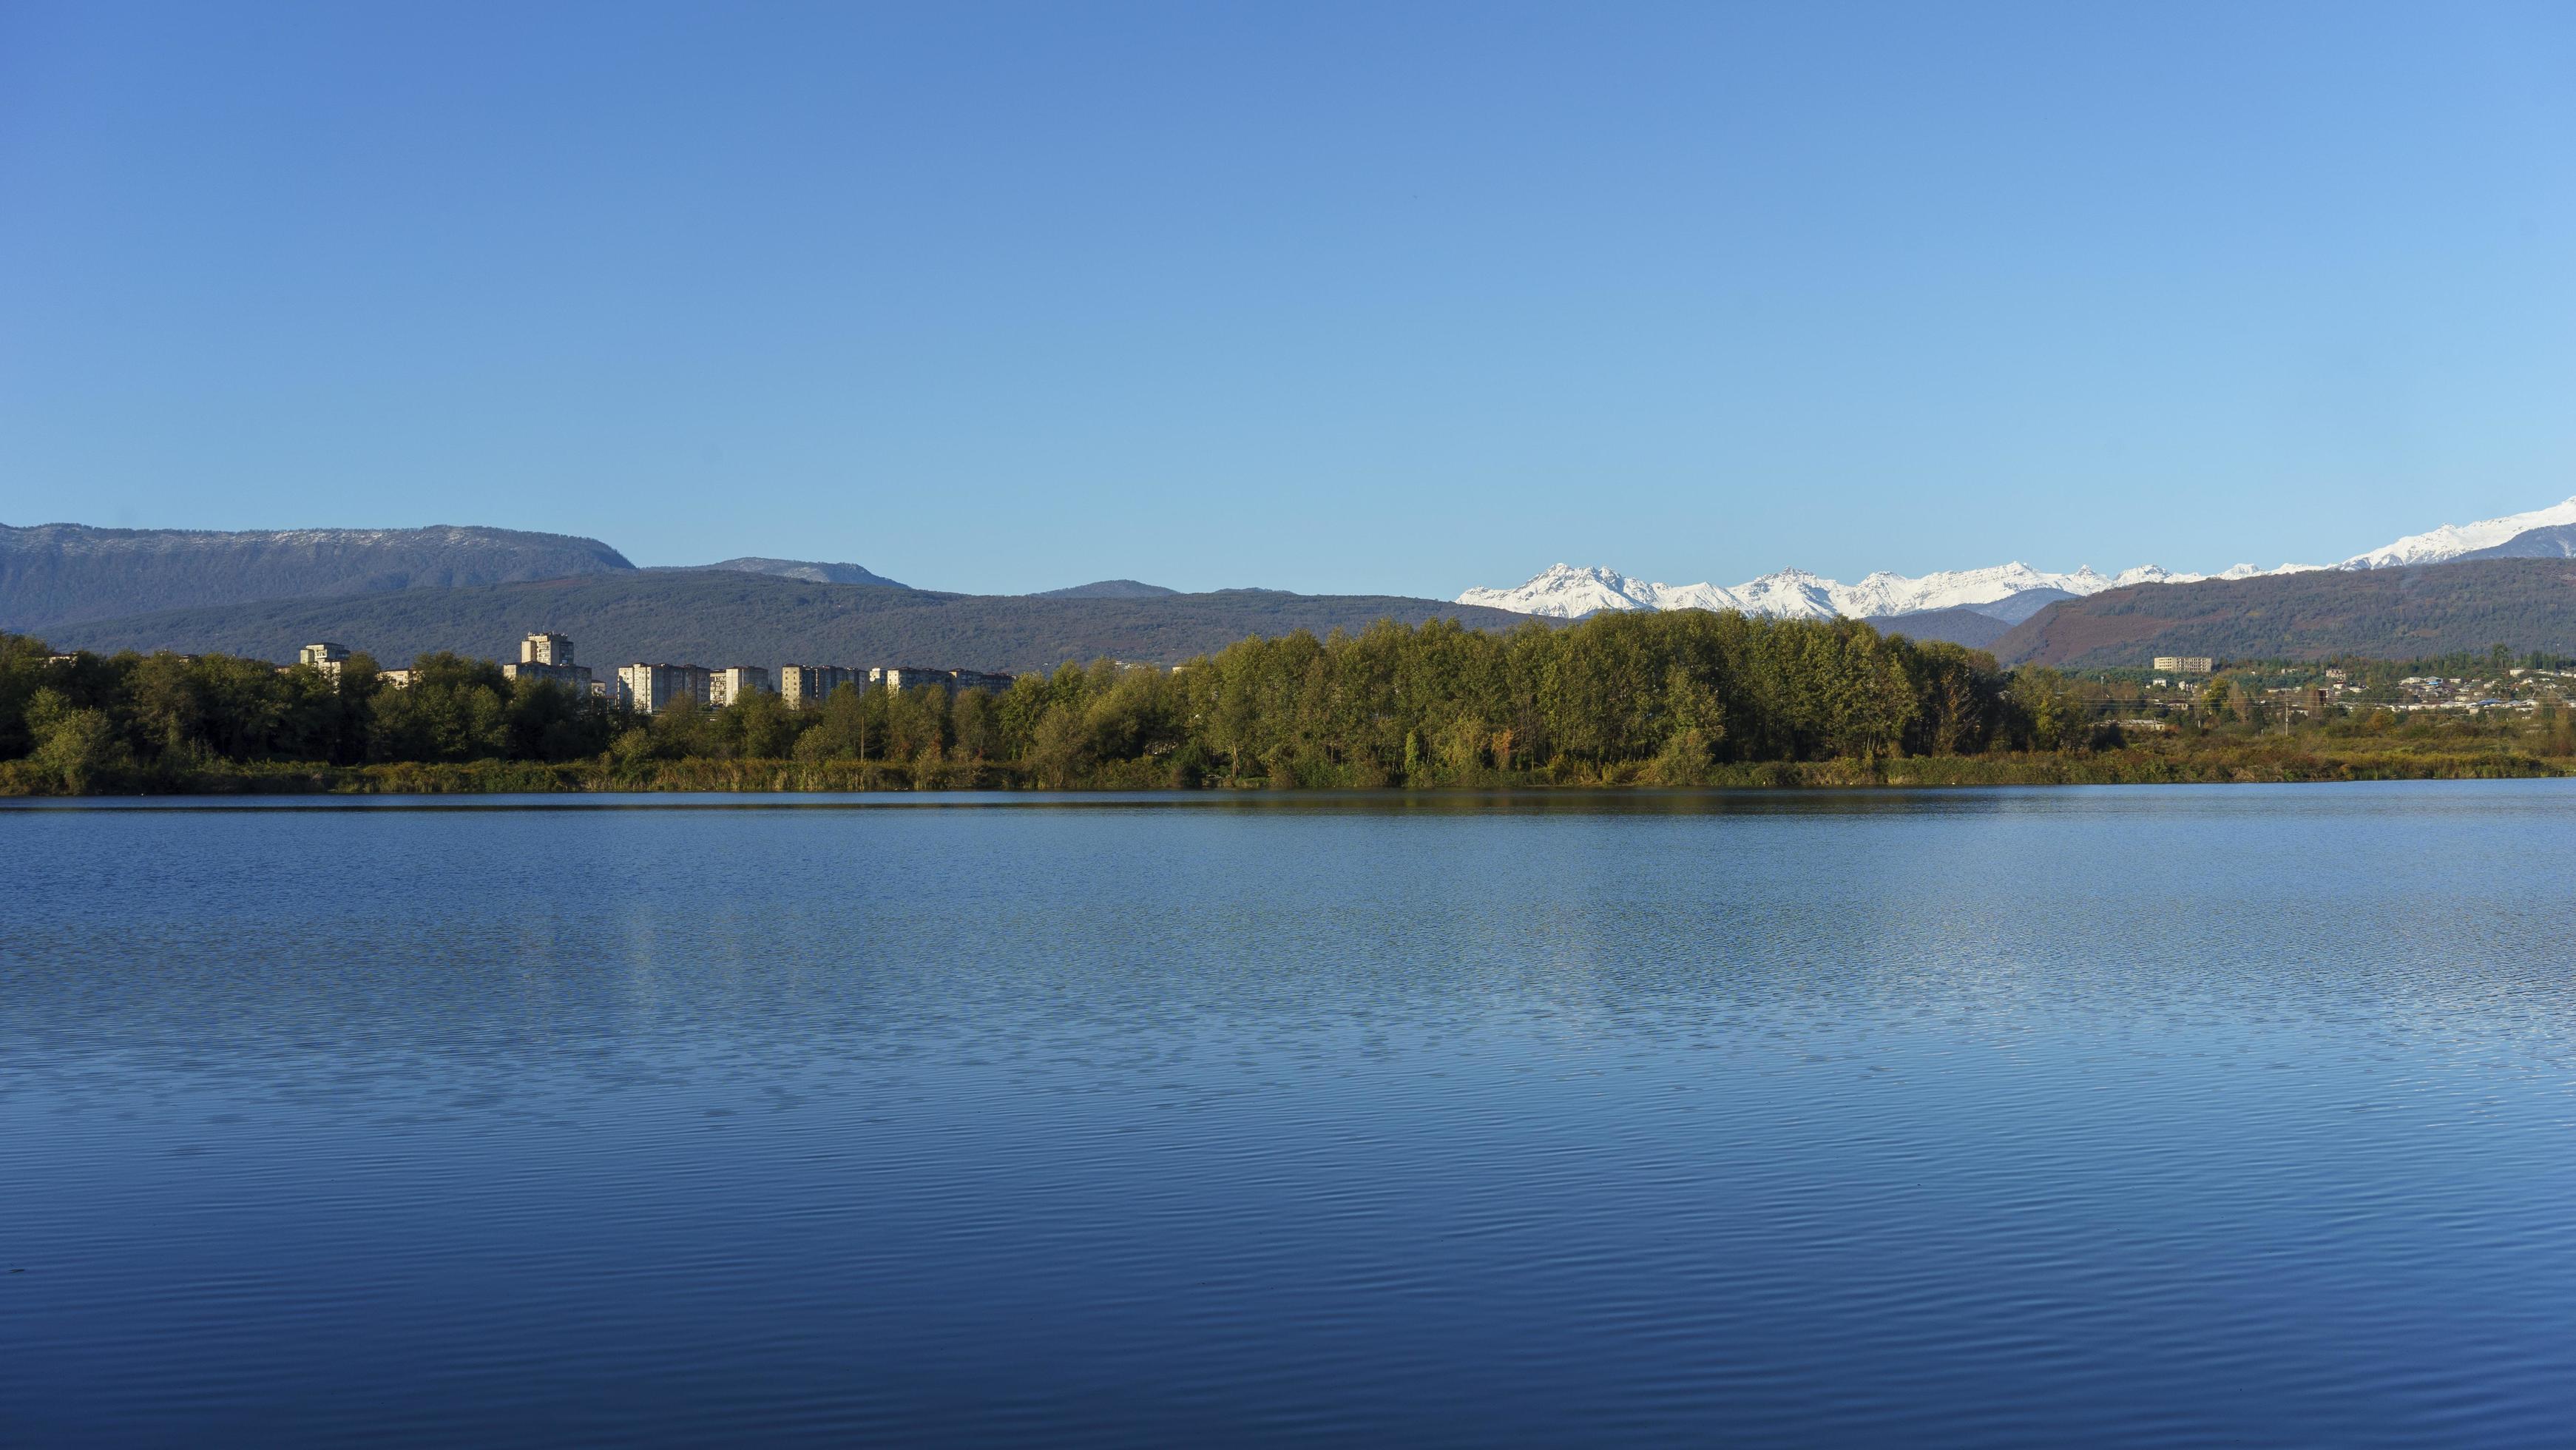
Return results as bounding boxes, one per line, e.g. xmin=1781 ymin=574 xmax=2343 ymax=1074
xmin=4 ymin=2 xmax=2574 ymax=595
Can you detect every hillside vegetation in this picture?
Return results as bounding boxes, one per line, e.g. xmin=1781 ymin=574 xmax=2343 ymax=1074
xmin=0 ymin=522 xmax=635 ymax=633
xmin=1863 ymin=607 xmax=2015 ymax=650
xmin=1994 ymin=558 xmax=2576 ymax=667
xmin=47 ymin=569 xmax=1536 ymax=675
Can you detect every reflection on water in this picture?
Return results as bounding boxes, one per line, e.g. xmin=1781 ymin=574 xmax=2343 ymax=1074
xmin=5 ymin=781 xmax=2575 ymax=1446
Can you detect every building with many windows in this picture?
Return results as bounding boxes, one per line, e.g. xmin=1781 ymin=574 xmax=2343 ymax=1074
xmin=869 ymin=666 xmax=1013 ymax=695
xmin=779 ymin=664 xmax=859 ymax=709
xmin=2152 ymin=655 xmax=2215 ymax=675
xmin=297 ymin=642 xmax=348 ymax=681
xmin=708 ymin=666 xmax=774 ymax=707
xmin=618 ymin=663 xmax=711 ymax=714
xmin=503 ymin=632 xmax=594 ymax=692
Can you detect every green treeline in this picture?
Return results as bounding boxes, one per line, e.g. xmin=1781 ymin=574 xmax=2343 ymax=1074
xmin=2 ymin=612 xmax=2566 ymax=795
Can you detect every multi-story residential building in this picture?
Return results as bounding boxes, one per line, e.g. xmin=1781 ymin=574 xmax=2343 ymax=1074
xmin=618 ymin=663 xmax=711 ymax=714
xmin=2152 ymin=655 xmax=2215 ymax=674
xmin=708 ymin=666 xmax=774 ymax=707
xmin=377 ymin=668 xmax=415 ymax=689
xmin=870 ymin=666 xmax=1015 ymax=695
xmin=779 ymin=664 xmax=859 ymax=709
xmin=298 ymin=642 xmax=348 ymax=681
xmin=503 ymin=632 xmax=594 ymax=692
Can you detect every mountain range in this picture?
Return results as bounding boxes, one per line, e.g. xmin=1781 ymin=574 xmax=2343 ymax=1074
xmin=2341 ymin=496 xmax=2576 ymax=568
xmin=12 ymin=521 xmax=1527 ymax=671
xmin=1456 ymin=496 xmax=2576 ymax=633
xmin=11 ymin=494 xmax=2576 ymax=673
xmin=44 ymin=572 xmax=1528 ymax=676
xmin=1457 ymin=561 xmax=2227 ymax=627
xmin=0 ymin=522 xmax=956 ymax=637
xmin=0 ymin=523 xmax=636 ymax=633
xmin=1993 ymin=557 xmax=2576 ymax=668
xmin=691 ymin=556 xmax=910 ymax=588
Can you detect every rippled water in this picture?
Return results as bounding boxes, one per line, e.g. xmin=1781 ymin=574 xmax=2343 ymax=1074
xmin=5 ymin=783 xmax=2575 ymax=1446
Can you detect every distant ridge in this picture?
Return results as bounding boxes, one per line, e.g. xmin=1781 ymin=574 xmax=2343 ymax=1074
xmin=692 ymin=557 xmax=910 ymax=589
xmin=42 ymin=571 xmax=1535 ymax=675
xmin=1458 ymin=560 xmax=2315 ymax=625
xmin=2457 ymin=522 xmax=2576 ymax=562
xmin=1992 ymin=557 xmax=2576 ymax=667
xmin=1032 ymin=579 xmax=1180 ymax=600
xmin=2339 ymin=496 xmax=2576 ymax=569
xmin=0 ymin=522 xmax=634 ymax=633
xmin=1862 ymin=607 xmax=2015 ymax=650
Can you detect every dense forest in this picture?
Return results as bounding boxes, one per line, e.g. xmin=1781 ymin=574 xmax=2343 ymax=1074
xmin=2 ymin=610 xmax=2568 ymax=795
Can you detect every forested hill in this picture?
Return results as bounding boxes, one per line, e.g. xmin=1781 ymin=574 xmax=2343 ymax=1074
xmin=44 ymin=569 xmax=1536 ymax=673
xmin=0 ymin=522 xmax=635 ymax=633
xmin=1994 ymin=557 xmax=2576 ymax=667
xmin=1861 ymin=607 xmax=2014 ymax=650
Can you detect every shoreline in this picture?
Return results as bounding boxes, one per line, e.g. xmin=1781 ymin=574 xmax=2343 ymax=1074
xmin=7 ymin=743 xmax=2568 ymax=798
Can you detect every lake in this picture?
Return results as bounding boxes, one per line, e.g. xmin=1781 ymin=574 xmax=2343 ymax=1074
xmin=5 ymin=783 xmax=2575 ymax=1446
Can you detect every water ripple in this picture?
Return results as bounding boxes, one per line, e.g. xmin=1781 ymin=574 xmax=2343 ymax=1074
xmin=4 ymin=780 xmax=2576 ymax=1445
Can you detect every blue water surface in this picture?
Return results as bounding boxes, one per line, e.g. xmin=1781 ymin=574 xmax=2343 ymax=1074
xmin=4 ymin=782 xmax=2575 ymax=1446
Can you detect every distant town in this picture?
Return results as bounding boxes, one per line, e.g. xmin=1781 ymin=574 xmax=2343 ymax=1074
xmin=290 ymin=633 xmax=1013 ymax=711
xmin=2061 ymin=652 xmax=2576 ymax=733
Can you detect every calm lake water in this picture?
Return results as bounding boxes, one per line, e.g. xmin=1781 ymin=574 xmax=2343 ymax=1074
xmin=5 ymin=783 xmax=2575 ymax=1446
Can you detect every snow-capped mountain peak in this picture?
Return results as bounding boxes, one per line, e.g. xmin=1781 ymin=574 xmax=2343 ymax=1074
xmin=1458 ymin=495 xmax=2567 ymax=624
xmin=1456 ymin=551 xmax=2350 ymax=622
xmin=2342 ymin=496 xmax=2576 ymax=569
xmin=1456 ymin=563 xmax=1675 ymax=616
xmin=1463 ymin=559 xmax=2171 ymax=622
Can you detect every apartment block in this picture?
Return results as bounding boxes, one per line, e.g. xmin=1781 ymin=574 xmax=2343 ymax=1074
xmin=709 ymin=666 xmax=774 ymax=707
xmin=780 ymin=664 xmax=859 ymax=709
xmin=297 ymin=642 xmax=348 ymax=681
xmin=869 ymin=665 xmax=1014 ymax=695
xmin=2153 ymin=656 xmax=2215 ymax=674
xmin=501 ymin=632 xmax=596 ymax=692
xmin=618 ymin=663 xmax=711 ymax=714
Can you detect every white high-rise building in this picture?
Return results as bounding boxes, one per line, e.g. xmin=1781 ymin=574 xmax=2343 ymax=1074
xmin=618 ymin=663 xmax=711 ymax=714
xmin=504 ymin=633 xmax=592 ymax=691
xmin=709 ymin=667 xmax=774 ymax=707
xmin=520 ymin=633 xmax=574 ymax=666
